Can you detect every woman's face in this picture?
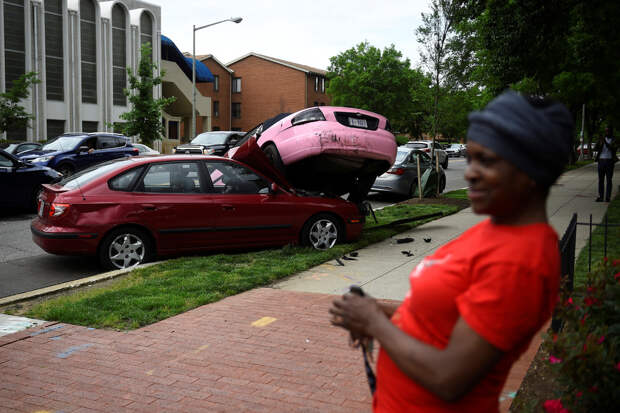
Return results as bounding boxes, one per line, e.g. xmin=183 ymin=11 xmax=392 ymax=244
xmin=465 ymin=141 xmax=536 ymax=218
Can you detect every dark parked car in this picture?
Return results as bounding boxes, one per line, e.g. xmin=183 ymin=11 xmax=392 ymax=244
xmin=1 ymin=141 xmax=42 ymax=155
xmin=0 ymin=149 xmax=61 ymax=210
xmin=371 ymin=147 xmax=446 ymax=197
xmin=32 ymin=150 xmax=363 ymax=270
xmin=174 ymin=131 xmax=245 ymax=155
xmin=19 ymin=133 xmax=139 ymax=176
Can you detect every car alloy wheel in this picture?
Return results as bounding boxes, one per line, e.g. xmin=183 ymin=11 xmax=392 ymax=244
xmin=100 ymin=228 xmax=151 ymax=270
xmin=302 ymin=214 xmax=340 ymax=250
xmin=57 ymin=164 xmax=74 ymax=177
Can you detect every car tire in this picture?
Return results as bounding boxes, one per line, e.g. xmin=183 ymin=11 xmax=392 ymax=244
xmin=31 ymin=187 xmax=42 ymax=212
xmin=301 ymin=213 xmax=341 ymax=250
xmin=440 ymin=175 xmax=446 ymax=193
xmin=99 ymin=227 xmax=153 ymax=270
xmin=442 ymin=157 xmax=448 ymax=169
xmin=262 ymin=143 xmax=285 ymax=174
xmin=57 ymin=164 xmax=74 ymax=177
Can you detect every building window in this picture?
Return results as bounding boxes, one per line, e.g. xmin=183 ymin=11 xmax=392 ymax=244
xmin=232 ymin=103 xmax=241 ymax=119
xmin=321 ymin=78 xmax=325 ymax=93
xmin=140 ymin=12 xmax=153 ymax=47
xmin=314 ymin=101 xmax=318 ymax=107
xmin=82 ymin=121 xmax=98 ymax=132
xmin=112 ymin=4 xmax=127 ymax=106
xmin=212 ymin=126 xmax=220 ymax=131
xmin=80 ymin=0 xmax=97 ymax=103
xmin=232 ymin=77 xmax=241 ymax=93
xmin=314 ymin=76 xmax=319 ymax=92
xmin=4 ymin=0 xmax=26 ymax=90
xmin=213 ymin=101 xmax=219 ymax=118
xmin=45 ymin=0 xmax=64 ymax=100
xmin=47 ymin=119 xmax=65 ymax=138
xmin=213 ymin=75 xmax=219 ymax=92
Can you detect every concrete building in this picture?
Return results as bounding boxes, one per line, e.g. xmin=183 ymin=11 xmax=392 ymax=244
xmin=0 ymin=0 xmax=162 ymax=141
xmin=226 ymin=52 xmax=330 ymax=132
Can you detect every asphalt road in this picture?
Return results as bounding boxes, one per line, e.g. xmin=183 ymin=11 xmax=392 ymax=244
xmin=0 ymin=157 xmax=469 ymax=299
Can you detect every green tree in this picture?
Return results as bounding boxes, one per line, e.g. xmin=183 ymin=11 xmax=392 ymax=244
xmin=118 ymin=43 xmax=175 ymax=146
xmin=326 ymin=42 xmax=419 ymax=133
xmin=0 ymin=72 xmax=39 ymax=135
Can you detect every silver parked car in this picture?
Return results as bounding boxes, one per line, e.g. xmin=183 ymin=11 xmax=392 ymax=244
xmin=445 ymin=143 xmax=465 ymax=157
xmin=405 ymin=140 xmax=448 ymax=169
xmin=371 ymin=147 xmax=446 ymax=197
xmin=132 ymin=143 xmax=160 ymax=156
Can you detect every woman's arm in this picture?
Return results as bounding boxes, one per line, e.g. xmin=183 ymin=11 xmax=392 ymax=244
xmin=330 ymin=294 xmax=503 ymax=402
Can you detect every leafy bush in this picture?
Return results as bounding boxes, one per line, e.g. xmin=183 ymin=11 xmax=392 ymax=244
xmin=541 ymin=257 xmax=620 ymax=412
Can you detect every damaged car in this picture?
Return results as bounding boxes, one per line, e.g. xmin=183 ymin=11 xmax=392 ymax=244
xmin=31 ymin=148 xmax=364 ymax=270
xmin=228 ymin=106 xmax=397 ymax=203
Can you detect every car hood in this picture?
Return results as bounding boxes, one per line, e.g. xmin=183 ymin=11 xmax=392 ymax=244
xmin=19 ymin=149 xmax=61 ymax=159
xmin=231 ymin=137 xmax=293 ymax=191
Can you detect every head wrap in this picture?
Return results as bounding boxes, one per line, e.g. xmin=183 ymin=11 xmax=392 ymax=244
xmin=467 ymin=91 xmax=574 ymax=187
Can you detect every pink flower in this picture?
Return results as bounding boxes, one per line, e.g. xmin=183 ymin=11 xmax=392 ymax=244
xmin=584 ymin=296 xmax=597 ymax=306
xmin=604 ymin=256 xmax=608 ymax=263
xmin=616 ymin=361 xmax=620 ymax=372
xmin=543 ymin=398 xmax=570 ymax=413
xmin=598 ymin=336 xmax=605 ymax=344
xmin=549 ymin=355 xmax=563 ymax=364
xmin=614 ymin=272 xmax=620 ymax=282
xmin=613 ymin=259 xmax=620 ymax=266
xmin=576 ymin=391 xmax=583 ymax=398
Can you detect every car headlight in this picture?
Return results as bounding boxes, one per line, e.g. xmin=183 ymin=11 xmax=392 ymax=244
xmin=32 ymin=155 xmax=55 ymax=163
xmin=203 ymin=148 xmax=216 ymax=155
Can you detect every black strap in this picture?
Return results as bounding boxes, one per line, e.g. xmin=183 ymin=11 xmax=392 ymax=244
xmin=361 ymin=343 xmax=377 ymax=394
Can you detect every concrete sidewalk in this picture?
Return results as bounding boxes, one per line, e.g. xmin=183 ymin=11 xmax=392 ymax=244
xmin=0 ymin=162 xmax=616 ymax=412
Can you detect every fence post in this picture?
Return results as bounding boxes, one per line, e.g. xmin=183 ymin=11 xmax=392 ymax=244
xmin=604 ymin=214 xmax=608 ymax=259
xmin=588 ymin=214 xmax=592 ymax=272
xmin=552 ymin=213 xmax=578 ymax=332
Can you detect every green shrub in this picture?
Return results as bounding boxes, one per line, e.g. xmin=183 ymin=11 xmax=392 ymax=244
xmin=541 ymin=257 xmax=620 ymax=413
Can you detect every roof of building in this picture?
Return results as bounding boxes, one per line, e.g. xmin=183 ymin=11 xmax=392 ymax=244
xmin=226 ymin=52 xmax=327 ymax=76
xmin=193 ymin=54 xmax=235 ymax=74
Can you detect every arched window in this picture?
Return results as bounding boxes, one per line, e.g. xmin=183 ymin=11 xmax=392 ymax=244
xmin=112 ymin=4 xmax=126 ymax=106
xmin=80 ymin=0 xmax=97 ymax=103
xmin=45 ymin=0 xmax=64 ymax=100
xmin=3 ymin=0 xmax=26 ymax=89
xmin=140 ymin=11 xmax=152 ymax=46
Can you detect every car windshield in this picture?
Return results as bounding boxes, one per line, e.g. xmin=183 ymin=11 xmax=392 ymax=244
xmin=58 ymin=158 xmax=135 ymax=189
xmin=42 ymin=136 xmax=84 ymax=151
xmin=191 ymin=133 xmax=230 ymax=145
xmin=4 ymin=144 xmax=18 ymax=153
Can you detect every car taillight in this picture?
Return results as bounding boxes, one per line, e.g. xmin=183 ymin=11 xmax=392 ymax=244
xmin=49 ymin=203 xmax=70 ymax=217
xmin=291 ymin=107 xmax=325 ymax=126
xmin=387 ymin=167 xmax=405 ymax=175
xmin=132 ymin=148 xmax=139 ymax=154
xmin=423 ymin=148 xmax=430 ymax=152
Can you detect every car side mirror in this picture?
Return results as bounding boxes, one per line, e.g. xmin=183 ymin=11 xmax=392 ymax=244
xmin=269 ymin=183 xmax=280 ymax=194
xmin=78 ymin=145 xmax=90 ymax=153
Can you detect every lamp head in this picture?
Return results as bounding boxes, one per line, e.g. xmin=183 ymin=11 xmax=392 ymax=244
xmin=231 ymin=17 xmax=243 ymax=23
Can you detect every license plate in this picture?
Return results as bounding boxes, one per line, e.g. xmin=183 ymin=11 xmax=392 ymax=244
xmin=38 ymin=200 xmax=44 ymax=217
xmin=348 ymin=117 xmax=367 ymax=128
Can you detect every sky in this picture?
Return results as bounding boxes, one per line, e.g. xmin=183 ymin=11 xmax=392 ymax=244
xmin=155 ymin=0 xmax=431 ymax=71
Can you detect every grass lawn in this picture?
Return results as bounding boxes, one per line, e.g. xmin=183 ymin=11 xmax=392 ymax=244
xmin=573 ymin=192 xmax=620 ymax=287
xmin=565 ymin=159 xmax=594 ymax=172
xmin=22 ymin=199 xmax=464 ymax=330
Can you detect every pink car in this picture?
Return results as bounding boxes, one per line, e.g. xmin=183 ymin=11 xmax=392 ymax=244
xmin=229 ymin=106 xmax=397 ymax=202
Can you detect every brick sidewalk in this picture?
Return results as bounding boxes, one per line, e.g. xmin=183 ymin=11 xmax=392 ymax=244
xmin=0 ymin=287 xmax=543 ymax=412
xmin=0 ymin=289 xmax=372 ymax=412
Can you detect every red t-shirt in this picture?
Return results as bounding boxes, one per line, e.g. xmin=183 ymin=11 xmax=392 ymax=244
xmin=373 ymin=219 xmax=560 ymax=412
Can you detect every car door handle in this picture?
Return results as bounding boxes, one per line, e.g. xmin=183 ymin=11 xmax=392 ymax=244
xmin=221 ymin=204 xmax=235 ymax=211
xmin=142 ymin=204 xmax=157 ymax=210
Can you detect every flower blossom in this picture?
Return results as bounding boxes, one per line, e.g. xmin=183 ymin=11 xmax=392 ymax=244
xmin=543 ymin=398 xmax=571 ymax=413
xmin=549 ymin=355 xmax=563 ymax=364
xmin=597 ymin=336 xmax=605 ymax=344
xmin=616 ymin=361 xmax=620 ymax=372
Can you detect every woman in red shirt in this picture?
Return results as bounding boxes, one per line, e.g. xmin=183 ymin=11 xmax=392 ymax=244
xmin=329 ymin=91 xmax=574 ymax=412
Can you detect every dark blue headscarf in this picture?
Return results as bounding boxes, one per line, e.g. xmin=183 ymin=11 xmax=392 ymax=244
xmin=467 ymin=91 xmax=574 ymax=187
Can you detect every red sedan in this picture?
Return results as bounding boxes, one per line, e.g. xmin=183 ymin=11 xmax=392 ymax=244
xmin=31 ymin=153 xmax=363 ymax=270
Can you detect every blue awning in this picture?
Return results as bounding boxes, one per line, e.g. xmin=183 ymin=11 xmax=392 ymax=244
xmin=161 ymin=35 xmax=214 ymax=83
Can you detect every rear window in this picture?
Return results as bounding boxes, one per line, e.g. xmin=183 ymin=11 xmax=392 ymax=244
xmin=109 ymin=166 xmax=145 ymax=191
xmin=406 ymin=142 xmax=428 ymax=149
xmin=58 ymin=159 xmax=135 ymax=190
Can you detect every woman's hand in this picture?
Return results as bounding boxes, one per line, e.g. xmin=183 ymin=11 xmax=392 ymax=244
xmin=329 ymin=293 xmax=386 ymax=338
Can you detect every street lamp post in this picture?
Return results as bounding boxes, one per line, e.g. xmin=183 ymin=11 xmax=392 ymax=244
xmin=192 ymin=17 xmax=242 ymax=138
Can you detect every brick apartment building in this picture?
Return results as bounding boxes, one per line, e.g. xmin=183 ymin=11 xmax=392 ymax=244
xmin=195 ymin=54 xmax=234 ymax=132
xmin=216 ymin=52 xmax=330 ymax=132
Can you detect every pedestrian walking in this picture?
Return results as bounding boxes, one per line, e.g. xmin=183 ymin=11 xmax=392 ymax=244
xmin=595 ymin=126 xmax=618 ymax=202
xmin=329 ymin=90 xmax=574 ymax=412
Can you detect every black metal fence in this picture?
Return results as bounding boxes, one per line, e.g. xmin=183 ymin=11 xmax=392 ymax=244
xmin=552 ymin=213 xmax=619 ymax=331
